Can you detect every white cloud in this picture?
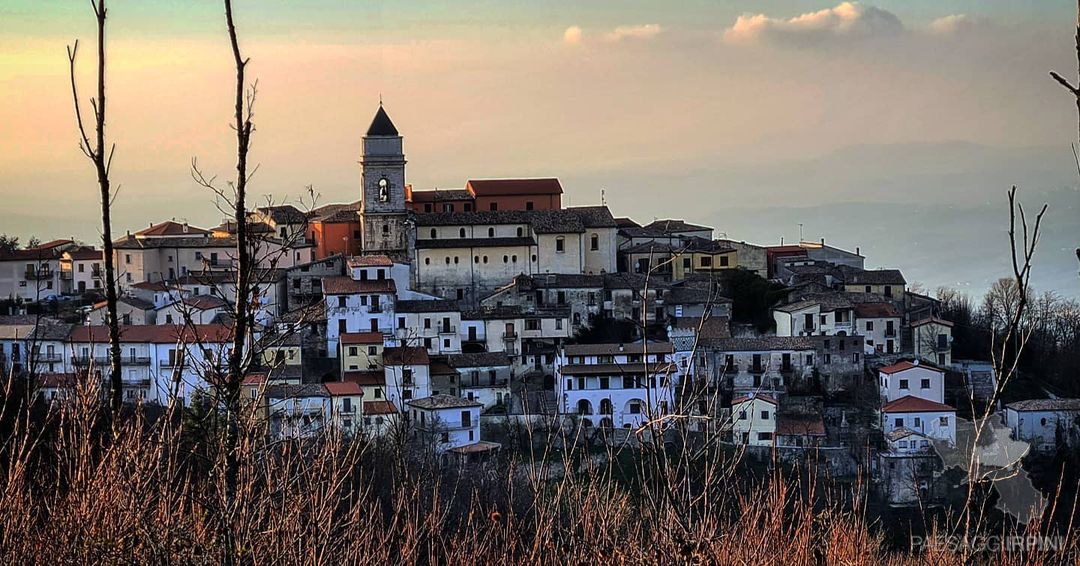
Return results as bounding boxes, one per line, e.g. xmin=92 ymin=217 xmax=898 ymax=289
xmin=928 ymin=14 xmax=985 ymax=36
xmin=563 ymin=25 xmax=582 ymax=45
xmin=723 ymin=2 xmax=903 ymax=46
xmin=604 ymin=24 xmax=662 ymax=42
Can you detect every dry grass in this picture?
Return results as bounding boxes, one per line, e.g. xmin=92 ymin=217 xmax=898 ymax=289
xmin=0 ymin=382 xmax=1075 ymax=566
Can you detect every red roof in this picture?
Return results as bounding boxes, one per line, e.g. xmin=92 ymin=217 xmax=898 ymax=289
xmin=179 ymin=295 xmax=228 ymax=310
xmin=322 ymin=276 xmax=396 ymax=295
xmin=854 ymin=303 xmax=900 ymax=318
xmin=66 ymin=247 xmax=103 ymax=260
xmin=466 ymin=178 xmax=563 ymax=196
xmin=882 ymin=395 xmax=954 ymax=413
xmin=31 ymin=239 xmax=75 ymax=251
xmin=347 ymin=255 xmax=394 ymax=267
xmin=69 ymin=324 xmax=233 ymax=344
xmin=340 ymin=332 xmax=384 ymax=345
xmin=363 ymin=400 xmax=397 ymax=415
xmin=382 ymin=346 xmax=430 ymax=366
xmin=325 ymin=381 xmax=363 ymax=396
xmin=776 ymin=415 xmax=826 ymax=436
xmin=911 ymin=317 xmax=954 ymax=328
xmin=343 ymin=371 xmax=385 ymax=386
xmin=879 ymin=361 xmax=942 ymax=375
xmin=136 ymin=221 xmax=210 ymax=237
xmin=132 ymin=281 xmax=170 ymax=291
xmin=731 ymin=394 xmax=777 ymax=406
xmin=242 ymin=373 xmax=267 ymax=385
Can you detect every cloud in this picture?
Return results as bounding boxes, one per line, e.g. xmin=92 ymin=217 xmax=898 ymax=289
xmin=723 ymin=2 xmax=903 ymax=46
xmin=563 ymin=25 xmax=582 ymax=45
xmin=604 ymin=24 xmax=662 ymax=42
xmin=928 ymin=14 xmax=985 ymax=36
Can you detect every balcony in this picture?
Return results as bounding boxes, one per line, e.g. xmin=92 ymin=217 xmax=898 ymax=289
xmin=33 ymin=352 xmax=63 ymax=362
xmin=204 ymin=258 xmax=234 ymax=269
xmin=884 ymin=330 xmax=897 ymax=338
xmin=60 ymin=271 xmax=73 ymax=280
xmin=438 ymin=325 xmax=457 ymax=335
xmin=24 ymin=268 xmax=53 ymax=281
xmin=502 ymin=331 xmax=518 ymax=341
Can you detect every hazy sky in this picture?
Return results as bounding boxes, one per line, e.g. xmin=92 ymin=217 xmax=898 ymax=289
xmin=2 ymin=1 xmax=1078 ymax=296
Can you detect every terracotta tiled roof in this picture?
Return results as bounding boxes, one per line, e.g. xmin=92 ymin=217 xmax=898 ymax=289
xmin=347 ymin=255 xmax=394 ymax=267
xmin=325 ymin=381 xmax=363 ymax=396
xmin=343 ymin=371 xmax=385 ymax=386
xmin=882 ymin=395 xmax=954 ymax=413
xmin=911 ymin=317 xmax=954 ymax=328
xmin=563 ymin=341 xmax=674 ymax=356
xmin=776 ymin=414 xmax=826 ymax=436
xmin=1005 ymin=399 xmax=1080 ymax=412
xmin=466 ymin=178 xmax=562 ymax=196
xmin=879 ymin=361 xmax=942 ymax=375
xmin=854 ymin=302 xmax=900 ymax=318
xmin=383 ymin=346 xmax=430 ymax=366
xmin=731 ymin=394 xmax=777 ymax=406
xmin=643 ymin=219 xmax=712 ymax=234
xmin=65 ymin=246 xmax=103 ymax=260
xmin=322 ymin=276 xmax=396 ymax=295
xmin=340 ymin=332 xmax=384 ymax=345
xmin=136 ymin=221 xmax=210 ymax=238
xmin=363 ymin=400 xmax=397 ymax=415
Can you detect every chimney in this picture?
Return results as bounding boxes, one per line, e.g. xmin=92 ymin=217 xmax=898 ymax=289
xmin=820 ymin=237 xmax=825 ymax=246
xmin=618 ymin=344 xmax=624 ymax=352
xmin=856 ymin=246 xmax=860 ymax=256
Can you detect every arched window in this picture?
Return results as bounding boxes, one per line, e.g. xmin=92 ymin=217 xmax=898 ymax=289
xmin=474 ymin=256 xmax=480 ymax=263
xmin=445 ymin=257 xmax=450 ymax=265
xmin=599 ymin=399 xmax=613 ymax=415
xmin=459 ymin=228 xmax=466 ymax=238
xmin=430 ymin=228 xmax=437 ymax=239
xmin=488 ymin=227 xmax=495 ymax=237
xmin=503 ymin=255 xmax=508 ymax=263
xmin=512 ymin=255 xmax=517 ymax=263
xmin=531 ymin=254 xmax=537 ymax=262
xmin=378 ymin=178 xmax=389 ymax=202
xmin=454 ymin=256 xmax=459 ymax=264
xmin=483 ymin=256 xmax=488 ymax=264
xmin=516 ymin=227 xmax=523 ymax=237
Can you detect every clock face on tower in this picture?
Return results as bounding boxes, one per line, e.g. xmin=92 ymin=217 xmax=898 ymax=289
xmin=378 ymin=177 xmax=389 ymax=202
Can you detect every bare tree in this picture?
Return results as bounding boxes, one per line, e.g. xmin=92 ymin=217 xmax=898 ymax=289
xmin=67 ymin=0 xmax=123 ymax=414
xmin=1050 ymin=0 xmax=1080 ymax=271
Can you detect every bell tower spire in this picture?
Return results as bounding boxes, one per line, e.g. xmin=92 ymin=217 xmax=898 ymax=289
xmin=359 ymin=103 xmax=409 ymax=262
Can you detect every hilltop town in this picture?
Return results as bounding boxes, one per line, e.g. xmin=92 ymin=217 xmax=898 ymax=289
xmin=1 ymin=104 xmax=1076 ymax=507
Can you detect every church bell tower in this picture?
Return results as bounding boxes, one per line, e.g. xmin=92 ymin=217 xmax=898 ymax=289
xmin=359 ymin=103 xmax=410 ymax=262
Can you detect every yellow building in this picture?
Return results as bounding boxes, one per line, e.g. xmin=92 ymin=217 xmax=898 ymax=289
xmin=841 ymin=269 xmax=906 ymax=300
xmin=340 ymin=331 xmax=384 ymax=372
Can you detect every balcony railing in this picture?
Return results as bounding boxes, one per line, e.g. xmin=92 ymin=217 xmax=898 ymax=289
xmin=502 ymin=331 xmax=517 ymax=341
xmin=884 ymin=330 xmax=897 ymax=338
xmin=24 ymin=269 xmax=53 ymax=281
xmin=73 ymin=356 xmax=152 ymax=366
xmin=438 ymin=325 xmax=456 ymax=335
xmin=33 ymin=352 xmax=63 ymax=362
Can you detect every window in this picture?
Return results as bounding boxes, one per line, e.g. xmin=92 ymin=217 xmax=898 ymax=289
xmin=555 ymin=237 xmax=565 ymax=253
xmin=516 ymin=227 xmax=524 ymax=237
xmin=866 ymin=321 xmax=874 ymax=331
xmin=445 ymin=257 xmax=450 ymax=265
xmin=461 ymin=410 xmax=472 ymax=427
xmin=511 ymin=255 xmax=517 ymax=262
xmin=894 ymin=418 xmax=904 ymax=427
xmin=683 ymin=257 xmax=691 ymax=269
xmin=921 ymin=379 xmax=931 ymax=389
xmin=700 ymin=256 xmax=712 ymax=267
xmin=566 ymin=379 xmax=573 ymax=391
xmin=503 ymin=255 xmax=508 ymax=263
xmin=430 ymin=228 xmax=437 ymax=239
xmin=483 ymin=256 xmax=488 ymax=263
xmin=382 ymin=224 xmax=390 ymax=235
xmin=488 ymin=227 xmax=495 ymax=237
xmin=489 ymin=202 xmax=498 ymax=211
xmin=884 ymin=285 xmax=893 ymax=298
xmin=348 ymin=346 xmax=358 ymax=356
xmin=125 ymin=254 xmax=131 ymax=264
xmin=914 ymin=417 xmax=922 ymax=427
xmin=555 ymin=318 xmax=563 ymax=330
xmin=378 ymin=178 xmax=390 ymax=201
xmin=526 ymin=201 xmax=534 ymax=211
xmin=369 ymin=319 xmax=378 ymax=332
xmin=758 ymin=432 xmax=772 ymax=441
xmin=459 ymin=228 xmax=466 ymax=238
xmin=761 ymin=410 xmax=770 ymax=420
xmin=719 ymin=256 xmax=729 ymax=267
xmin=337 ymin=296 xmax=346 ymax=308
xmin=939 ymin=416 xmax=949 ymax=426
xmin=738 ymin=410 xmax=747 ymax=420
xmin=590 ymin=234 xmax=599 ymax=251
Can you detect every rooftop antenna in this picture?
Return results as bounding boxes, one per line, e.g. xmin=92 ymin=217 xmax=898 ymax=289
xmin=601 ymin=188 xmax=606 ymax=206
xmin=798 ymin=223 xmax=804 ymax=242
xmin=379 ymin=93 xmax=383 ymax=106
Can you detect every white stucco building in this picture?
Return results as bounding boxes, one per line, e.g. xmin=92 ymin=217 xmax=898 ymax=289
xmin=1004 ymin=399 xmax=1080 ymax=452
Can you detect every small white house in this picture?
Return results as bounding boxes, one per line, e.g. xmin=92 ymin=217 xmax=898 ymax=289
xmin=882 ymin=396 xmax=956 ymax=446
xmin=1004 ymin=399 xmax=1080 ymax=452
xmin=878 ymin=360 xmax=944 ymax=404
xmin=731 ymin=394 xmax=777 ymax=447
xmin=407 ymin=394 xmax=484 ymax=452
xmin=853 ymin=302 xmax=901 ymax=355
